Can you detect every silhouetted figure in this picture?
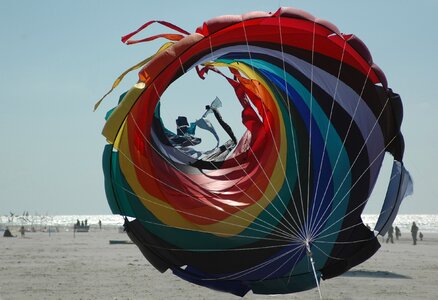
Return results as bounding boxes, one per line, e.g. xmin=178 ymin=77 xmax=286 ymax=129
xmin=395 ymin=226 xmax=401 ymax=240
xmin=419 ymin=232 xmax=423 ymax=241
xmin=98 ymin=219 xmax=102 ymax=230
xmin=81 ymin=221 xmax=84 ymax=227
xmin=85 ymin=219 xmax=88 ymax=226
xmin=411 ymin=222 xmax=419 ymax=245
xmin=19 ymin=226 xmax=25 ymax=238
xmin=386 ymin=226 xmax=394 ymax=244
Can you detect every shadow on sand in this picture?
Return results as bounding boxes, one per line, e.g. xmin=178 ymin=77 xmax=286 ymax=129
xmin=342 ymin=270 xmax=411 ymax=279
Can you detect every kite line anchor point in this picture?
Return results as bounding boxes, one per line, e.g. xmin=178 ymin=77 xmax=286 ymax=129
xmin=305 ymin=241 xmax=323 ymax=300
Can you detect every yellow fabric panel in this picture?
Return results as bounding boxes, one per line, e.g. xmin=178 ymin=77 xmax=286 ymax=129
xmin=102 ymin=84 xmax=145 ymax=144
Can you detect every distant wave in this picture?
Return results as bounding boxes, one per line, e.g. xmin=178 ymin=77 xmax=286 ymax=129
xmin=0 ymin=214 xmax=125 ymax=229
xmin=2 ymin=214 xmax=438 ymax=233
xmin=362 ymin=214 xmax=438 ymax=233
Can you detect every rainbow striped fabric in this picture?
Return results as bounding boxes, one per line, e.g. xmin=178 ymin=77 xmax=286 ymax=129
xmin=100 ymin=7 xmax=408 ymax=296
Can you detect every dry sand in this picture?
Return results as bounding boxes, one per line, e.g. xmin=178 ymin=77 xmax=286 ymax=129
xmin=1 ymin=227 xmax=437 ymax=300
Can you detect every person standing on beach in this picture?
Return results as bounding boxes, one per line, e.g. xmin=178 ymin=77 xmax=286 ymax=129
xmin=19 ymin=226 xmax=25 ymax=238
xmin=386 ymin=226 xmax=394 ymax=243
xmin=395 ymin=226 xmax=401 ymax=240
xmin=411 ymin=222 xmax=419 ymax=245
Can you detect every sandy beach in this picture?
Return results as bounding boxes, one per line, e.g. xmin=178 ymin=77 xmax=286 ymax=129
xmin=1 ymin=227 xmax=437 ymax=300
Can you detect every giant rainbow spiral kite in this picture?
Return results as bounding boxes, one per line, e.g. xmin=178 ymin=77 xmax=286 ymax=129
xmin=99 ymin=7 xmax=412 ymax=296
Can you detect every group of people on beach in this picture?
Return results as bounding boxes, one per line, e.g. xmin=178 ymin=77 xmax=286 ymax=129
xmin=385 ymin=222 xmax=423 ymax=245
xmin=73 ymin=219 xmax=102 ymax=230
xmin=2 ymin=226 xmax=26 ymax=238
xmin=75 ymin=219 xmax=88 ymax=228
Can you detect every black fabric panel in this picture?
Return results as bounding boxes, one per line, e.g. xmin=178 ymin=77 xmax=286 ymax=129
xmin=320 ymin=223 xmax=380 ymax=279
xmin=124 ymin=219 xmax=176 ymax=272
xmin=126 ymin=218 xmax=297 ymax=275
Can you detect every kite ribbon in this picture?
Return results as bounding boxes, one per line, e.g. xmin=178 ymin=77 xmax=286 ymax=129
xmin=121 ymin=20 xmax=190 ymax=45
xmin=94 ymin=42 xmax=174 ymax=111
xmin=95 ymin=20 xmax=189 ymax=110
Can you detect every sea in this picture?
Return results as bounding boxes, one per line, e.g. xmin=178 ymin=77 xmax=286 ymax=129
xmin=1 ymin=214 xmax=438 ymax=233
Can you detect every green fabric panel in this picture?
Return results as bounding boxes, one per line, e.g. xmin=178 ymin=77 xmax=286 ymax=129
xmin=102 ymin=145 xmax=121 ymax=215
xmin=111 ymin=151 xmax=136 ymax=217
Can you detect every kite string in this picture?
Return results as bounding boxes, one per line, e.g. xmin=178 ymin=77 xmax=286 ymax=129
xmin=305 ymin=20 xmax=317 ymax=240
xmin=277 ymin=12 xmax=308 ymax=239
xmin=199 ymin=29 xmax=317 ymax=241
xmin=261 ymin=244 xmax=305 ymax=281
xmin=306 ymin=65 xmax=373 ymax=238
xmin=311 ymin=132 xmax=397 ymax=239
xmin=198 ymin=22 xmax=306 ymax=240
xmin=114 ymin=141 xmax=296 ymax=241
xmin=209 ymin=243 xmax=304 ymax=281
xmin=105 ymin=37 xmax=304 ymax=241
xmin=118 ymin=181 xmax=296 ymax=243
xmin=240 ymin=17 xmax=307 ymax=239
xmin=202 ymin=33 xmax=302 ymax=236
xmin=132 ymin=47 xmax=304 ymax=240
xmin=171 ymin=58 xmax=303 ymax=240
xmin=309 ymin=89 xmax=392 ymax=238
xmin=305 ymin=22 xmax=324 ymax=299
xmin=275 ymin=29 xmax=400 ymax=269
xmin=129 ymin=107 xmax=297 ymax=241
xmin=120 ymin=103 xmax=350 ymax=248
xmin=308 ymin=37 xmax=348 ymax=234
xmin=306 ymin=241 xmax=323 ymax=300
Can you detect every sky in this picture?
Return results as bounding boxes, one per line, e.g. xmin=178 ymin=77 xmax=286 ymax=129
xmin=1 ymin=0 xmax=437 ymax=215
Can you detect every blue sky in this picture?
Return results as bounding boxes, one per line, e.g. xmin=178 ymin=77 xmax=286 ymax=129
xmin=1 ymin=1 xmax=437 ymax=215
